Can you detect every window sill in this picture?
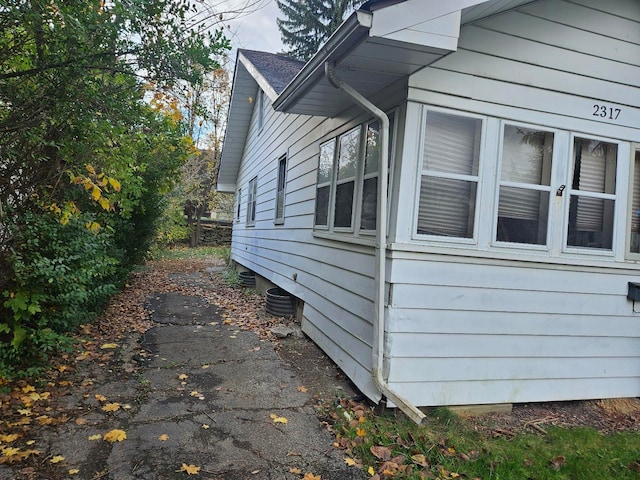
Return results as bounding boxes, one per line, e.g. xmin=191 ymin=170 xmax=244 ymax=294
xmin=312 ymin=230 xmax=376 ymax=248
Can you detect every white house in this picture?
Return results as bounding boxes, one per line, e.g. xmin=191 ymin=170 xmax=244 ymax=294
xmin=217 ymin=0 xmax=640 ymax=422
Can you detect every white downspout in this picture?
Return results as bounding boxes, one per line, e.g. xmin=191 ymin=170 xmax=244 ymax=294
xmin=325 ymin=62 xmax=425 ymax=424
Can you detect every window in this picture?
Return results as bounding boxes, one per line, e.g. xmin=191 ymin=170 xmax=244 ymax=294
xmin=246 ymin=177 xmax=257 ymax=226
xmin=275 ymin=155 xmax=287 ymax=224
xmin=313 ymin=112 xmax=396 ymax=236
xmin=417 ymin=110 xmax=482 ymax=239
xmin=334 ymin=127 xmax=360 ymax=230
xmin=496 ymin=124 xmax=553 ymax=245
xmin=566 ymin=137 xmax=617 ymax=250
xmin=628 ymin=146 xmax=640 ymax=256
xmin=257 ymin=89 xmax=264 ymax=131
xmin=235 ymin=188 xmax=242 ymax=222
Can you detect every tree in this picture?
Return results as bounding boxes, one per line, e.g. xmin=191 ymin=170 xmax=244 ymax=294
xmin=276 ymin=0 xmax=362 ymax=61
xmin=0 ymin=0 xmax=231 ymax=377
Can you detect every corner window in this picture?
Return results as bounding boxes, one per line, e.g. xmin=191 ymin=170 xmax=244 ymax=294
xmin=416 ymin=110 xmax=482 ymax=239
xmin=235 ymin=187 xmax=242 ymax=222
xmin=275 ymin=155 xmax=287 ymax=224
xmin=566 ymin=137 xmax=617 ymax=250
xmin=496 ymin=124 xmax=553 ymax=245
xmin=627 ymin=146 xmax=640 ymax=257
xmin=313 ymin=112 xmax=396 ymax=237
xmin=246 ymin=176 xmax=257 ymax=226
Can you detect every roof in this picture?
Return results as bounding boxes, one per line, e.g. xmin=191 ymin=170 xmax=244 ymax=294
xmin=218 ymin=0 xmax=535 ymax=192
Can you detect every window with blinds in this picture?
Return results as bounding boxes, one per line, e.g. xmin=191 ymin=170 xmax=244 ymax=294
xmin=417 ymin=111 xmax=482 ymax=239
xmin=246 ymin=176 xmax=257 ymax=226
xmin=496 ymin=125 xmax=553 ymax=245
xmin=629 ymin=148 xmax=640 ymax=255
xmin=567 ymin=138 xmax=617 ymax=250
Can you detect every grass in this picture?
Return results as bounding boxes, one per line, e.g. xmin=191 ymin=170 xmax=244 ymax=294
xmin=150 ymin=245 xmax=230 ymax=262
xmin=333 ymin=404 xmax=640 ymax=480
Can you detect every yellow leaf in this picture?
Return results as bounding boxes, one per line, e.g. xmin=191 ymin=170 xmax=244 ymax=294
xmin=101 ymin=403 xmax=121 ymax=412
xmin=85 ymin=164 xmax=96 ymax=175
xmin=303 ymin=474 xmax=321 ymax=480
xmin=356 ymin=428 xmax=366 ymax=437
xmin=368 ymin=466 xmax=375 ymax=476
xmin=158 ymin=434 xmax=169 ymax=441
xmin=411 ymin=454 xmax=429 ymax=467
xmin=17 ymin=409 xmax=32 ymax=416
xmin=91 ymin=186 xmax=101 ymax=201
xmin=202 ymin=424 xmax=210 ymax=429
xmin=289 ymin=467 xmax=302 ymax=474
xmin=297 ymin=385 xmax=308 ymax=393
xmin=98 ymin=196 xmax=111 ymax=211
xmin=269 ymin=413 xmax=288 ymax=424
xmin=0 ymin=434 xmax=20 ymax=443
xmin=344 ymin=457 xmax=356 ymax=466
xmin=190 ymin=391 xmax=200 ymax=397
xmin=108 ymin=177 xmax=121 ymax=192
xmin=50 ymin=455 xmax=65 ymax=463
xmin=178 ymin=374 xmax=188 ymax=380
xmin=26 ymin=440 xmax=35 ymax=446
xmin=101 ymin=343 xmax=117 ymax=349
xmin=103 ymin=429 xmax=127 ymax=443
xmin=88 ymin=434 xmax=102 ymax=441
xmin=95 ymin=394 xmax=107 ymax=402
xmin=68 ymin=469 xmax=80 ymax=475
xmin=178 ymin=463 xmax=201 ymax=475
xmin=21 ymin=385 xmax=35 ymax=393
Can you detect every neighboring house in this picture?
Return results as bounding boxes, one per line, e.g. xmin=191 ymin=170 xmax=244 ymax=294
xmin=218 ymin=0 xmax=640 ymax=421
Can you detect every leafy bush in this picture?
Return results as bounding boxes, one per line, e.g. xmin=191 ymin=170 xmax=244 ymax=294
xmin=0 ymin=211 xmax=120 ymax=379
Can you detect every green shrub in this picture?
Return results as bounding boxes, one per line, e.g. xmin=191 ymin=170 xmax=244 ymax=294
xmin=0 ymin=211 xmax=119 ymax=379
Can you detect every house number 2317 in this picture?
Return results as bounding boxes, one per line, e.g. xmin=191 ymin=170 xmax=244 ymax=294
xmin=593 ymin=104 xmax=621 ymax=120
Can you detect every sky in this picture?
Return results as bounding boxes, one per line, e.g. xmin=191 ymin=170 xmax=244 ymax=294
xmin=221 ymin=0 xmax=286 ymax=59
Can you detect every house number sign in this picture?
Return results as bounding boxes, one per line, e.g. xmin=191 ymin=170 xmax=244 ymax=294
xmin=592 ymin=103 xmax=622 ymax=121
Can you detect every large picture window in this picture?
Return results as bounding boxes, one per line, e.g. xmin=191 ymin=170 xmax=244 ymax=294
xmin=496 ymin=124 xmax=553 ymax=245
xmin=417 ymin=111 xmax=482 ymax=239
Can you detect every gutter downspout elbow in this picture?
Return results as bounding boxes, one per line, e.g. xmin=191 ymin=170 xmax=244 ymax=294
xmin=324 ymin=62 xmax=425 ymax=425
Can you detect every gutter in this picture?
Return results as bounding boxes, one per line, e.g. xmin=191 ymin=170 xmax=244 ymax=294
xmin=324 ymin=62 xmax=425 ymax=425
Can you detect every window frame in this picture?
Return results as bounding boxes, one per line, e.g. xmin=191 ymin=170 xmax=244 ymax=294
xmin=626 ymin=144 xmax=640 ymax=260
xmin=274 ymin=154 xmax=287 ymax=225
xmin=413 ymin=107 xmax=486 ymax=244
xmin=235 ymin=187 xmax=242 ymax=223
xmin=492 ymin=120 xmax=556 ymax=250
xmin=246 ymin=176 xmax=257 ymax=227
xmin=562 ymin=133 xmax=620 ymax=256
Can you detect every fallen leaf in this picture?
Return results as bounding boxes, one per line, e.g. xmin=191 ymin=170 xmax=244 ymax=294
xmin=88 ymin=435 xmax=102 ymax=441
xmin=94 ymin=394 xmax=107 ymax=402
xmin=103 ymin=429 xmax=127 ymax=443
xmin=202 ymin=424 xmax=210 ymax=429
xmin=201 ymin=364 xmax=210 ymax=369
xmin=411 ymin=454 xmax=429 ymax=467
xmin=158 ymin=434 xmax=169 ymax=441
xmin=178 ymin=463 xmax=201 ymax=475
xmin=356 ymin=428 xmax=366 ymax=437
xmin=370 ymin=446 xmax=392 ymax=461
xmin=290 ymin=467 xmax=302 ymax=474
xmin=368 ymin=466 xmax=375 ymax=476
xmin=0 ymin=434 xmax=20 ymax=443
xmin=75 ymin=418 xmax=88 ymax=425
xmin=270 ymin=413 xmax=288 ymax=424
xmin=303 ymin=473 xmax=321 ymax=480
xmin=68 ymin=469 xmax=80 ymax=475
xmin=297 ymin=386 xmax=308 ymax=393
xmin=101 ymin=403 xmax=121 ymax=412
xmin=344 ymin=457 xmax=356 ymax=466
xmin=550 ymin=455 xmax=566 ymax=470
xmin=101 ymin=343 xmax=118 ymax=349
xmin=50 ymin=455 xmax=65 ymax=463
xmin=178 ymin=374 xmax=188 ymax=380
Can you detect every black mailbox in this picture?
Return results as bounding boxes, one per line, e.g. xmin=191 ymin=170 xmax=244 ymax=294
xmin=628 ymin=282 xmax=640 ymax=301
